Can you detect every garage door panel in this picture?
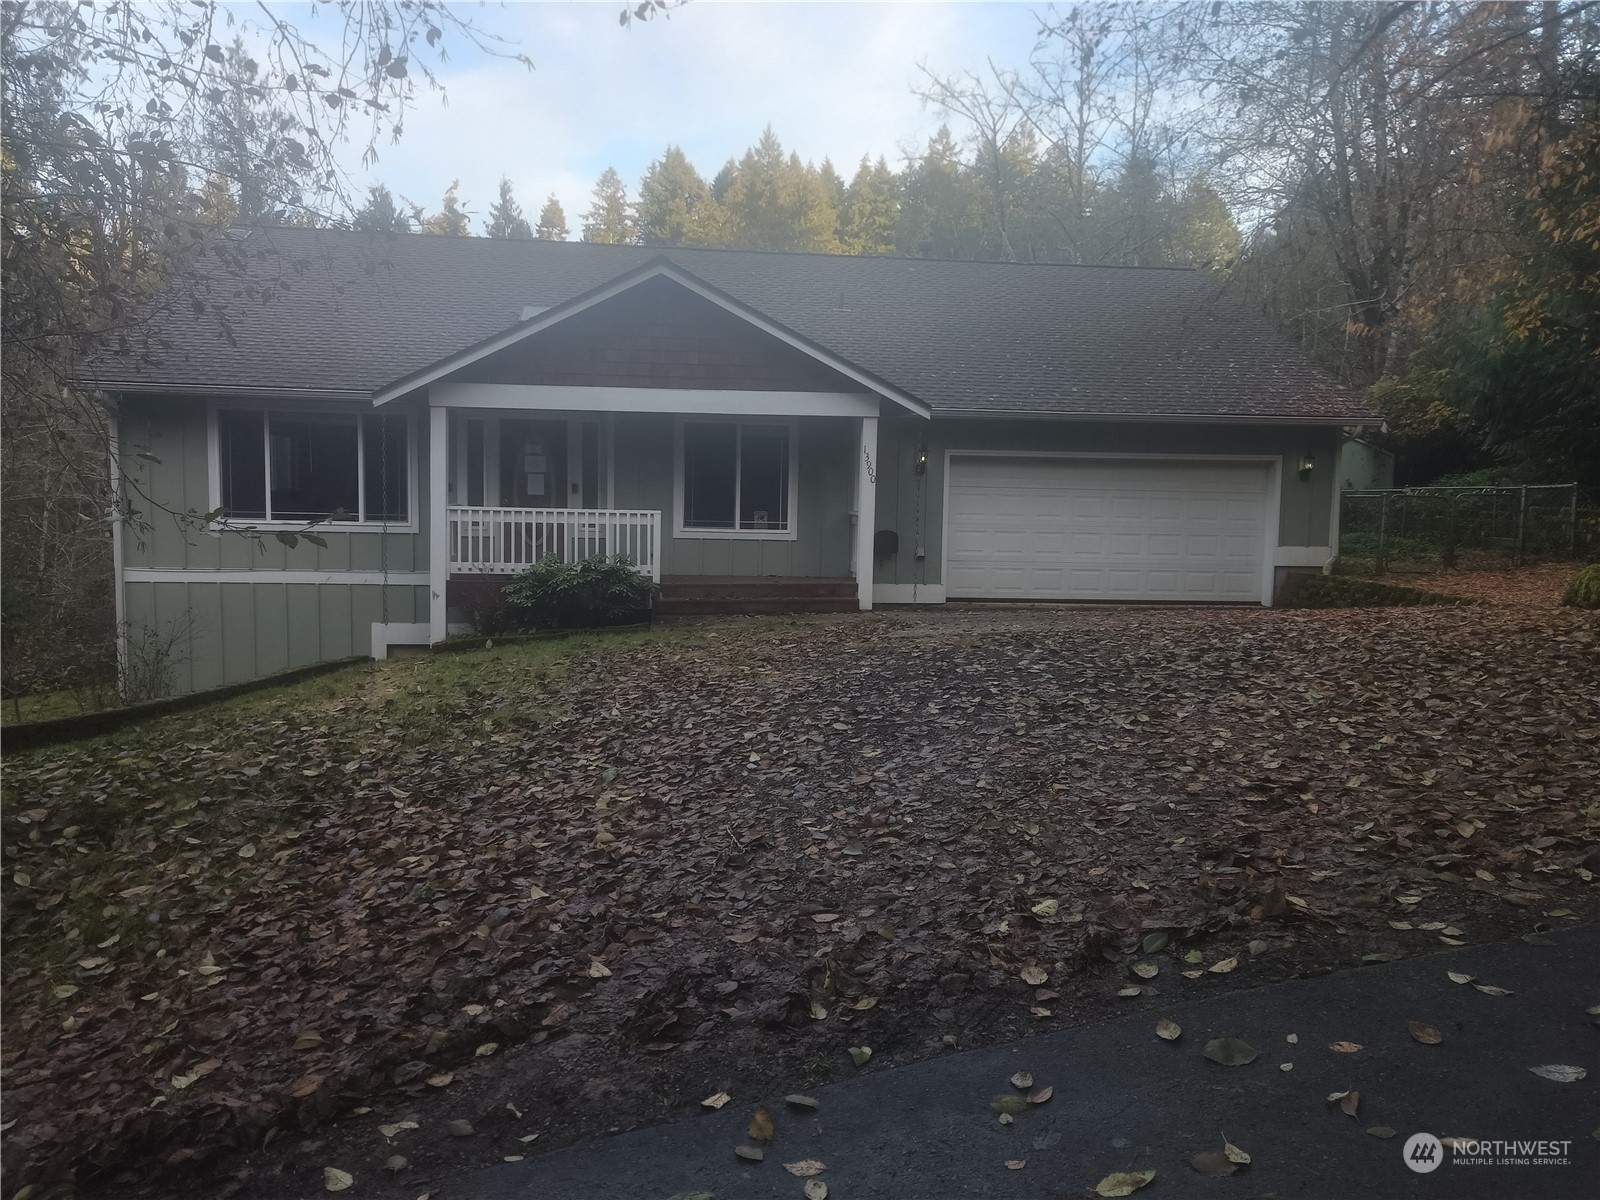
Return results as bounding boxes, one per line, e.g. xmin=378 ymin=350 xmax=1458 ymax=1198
xmin=946 ymin=456 xmax=1269 ymax=602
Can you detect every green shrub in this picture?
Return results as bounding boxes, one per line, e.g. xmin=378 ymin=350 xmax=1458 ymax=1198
xmin=1285 ymin=575 xmax=1475 ymax=609
xmin=1562 ymin=564 xmax=1600 ymax=609
xmin=503 ymin=555 xmax=658 ymax=629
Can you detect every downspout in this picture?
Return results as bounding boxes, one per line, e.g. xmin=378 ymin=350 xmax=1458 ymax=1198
xmin=104 ymin=393 xmax=129 ymax=694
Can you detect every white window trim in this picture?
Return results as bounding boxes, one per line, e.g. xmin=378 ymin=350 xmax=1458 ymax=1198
xmin=206 ymin=400 xmax=419 ymax=534
xmin=673 ymin=416 xmax=799 ymax=541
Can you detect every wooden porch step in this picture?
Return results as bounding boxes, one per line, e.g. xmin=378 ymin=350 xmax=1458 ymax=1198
xmin=654 ymin=596 xmax=858 ymax=616
xmin=655 ymin=576 xmax=857 ymax=615
xmin=659 ymin=575 xmax=856 ymax=600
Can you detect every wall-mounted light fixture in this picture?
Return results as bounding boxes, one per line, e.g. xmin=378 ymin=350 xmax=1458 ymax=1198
xmin=915 ymin=444 xmax=928 ymax=475
xmin=1298 ymin=452 xmax=1315 ymax=482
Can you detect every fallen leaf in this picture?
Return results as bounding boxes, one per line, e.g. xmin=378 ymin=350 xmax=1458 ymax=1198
xmin=803 ymin=1181 xmax=828 ymax=1200
xmin=1473 ymin=984 xmax=1514 ymax=996
xmin=701 ymin=1091 xmax=731 ymax=1110
xmin=848 ymin=1046 xmax=872 ymax=1067
xmin=377 ymin=1122 xmax=418 ymax=1139
xmin=1247 ymin=939 xmax=1268 ymax=956
xmin=1131 ymin=961 xmax=1159 ymax=979
xmin=1330 ymin=1041 xmax=1363 ymax=1053
xmin=1095 ymin=1169 xmax=1156 ymax=1197
xmin=852 ymin=996 xmax=878 ymax=1010
xmin=734 ymin=1145 xmax=764 ymax=1162
xmin=323 ymin=1167 xmax=353 ymax=1192
xmin=1183 ymin=949 xmax=1204 ymax=964
xmin=1028 ymin=1086 xmax=1053 ymax=1105
xmin=384 ymin=1154 xmax=407 ymax=1172
xmin=586 ymin=960 xmax=612 ymax=978
xmin=998 ymin=1112 xmax=1014 ymax=1125
xmin=1328 ymin=1090 xmax=1360 ymax=1118
xmin=1155 ymin=1018 xmax=1181 ymax=1041
xmin=1005 ymin=1159 xmax=1026 ymax=1170
xmin=475 ymin=1042 xmax=498 ymax=1057
xmin=446 ymin=1120 xmax=474 ymax=1137
xmin=1447 ymin=971 xmax=1474 ymax=984
xmin=727 ymin=931 xmax=758 ymax=944
xmin=784 ymin=1159 xmax=826 ymax=1177
xmin=1020 ymin=965 xmax=1048 ymax=985
xmin=426 ymin=1073 xmax=454 ymax=1088
xmin=1203 ymin=1037 xmax=1258 ymax=1066
xmin=1529 ymin=1065 xmax=1587 ymax=1083
xmin=1408 ymin=1021 xmax=1443 ymax=1045
xmin=809 ymin=1000 xmax=828 ymax=1021
xmin=811 ymin=913 xmax=840 ymax=923
xmin=1191 ymin=1151 xmax=1237 ymax=1176
xmin=1031 ymin=898 xmax=1059 ymax=918
xmin=1223 ymin=1137 xmax=1251 ymax=1165
xmin=748 ymin=1106 xmax=775 ymax=1142
xmin=292 ymin=1032 xmax=323 ymax=1051
xmin=1280 ymin=1063 xmax=1293 ymax=1072
xmin=1367 ymin=1127 xmax=1397 ymax=1139
xmin=1117 ymin=986 xmax=1144 ymax=997
xmin=1208 ymin=957 xmax=1238 ymax=974
xmin=1010 ymin=1071 xmax=1033 ymax=1090
xmin=785 ymin=1094 xmax=821 ymax=1110
xmin=991 ymin=1094 xmax=1030 ymax=1115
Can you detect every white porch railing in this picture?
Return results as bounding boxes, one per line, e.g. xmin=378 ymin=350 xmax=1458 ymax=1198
xmin=448 ymin=506 xmax=662 ymax=580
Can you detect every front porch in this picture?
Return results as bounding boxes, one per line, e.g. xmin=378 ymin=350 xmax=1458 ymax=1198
xmin=424 ymin=396 xmax=885 ymax=640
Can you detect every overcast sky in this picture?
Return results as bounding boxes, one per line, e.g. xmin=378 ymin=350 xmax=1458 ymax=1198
xmin=337 ymin=2 xmax=1043 ymax=230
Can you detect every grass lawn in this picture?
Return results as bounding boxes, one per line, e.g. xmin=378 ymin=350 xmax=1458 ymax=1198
xmin=3 ymin=607 xmax=1597 ymax=1196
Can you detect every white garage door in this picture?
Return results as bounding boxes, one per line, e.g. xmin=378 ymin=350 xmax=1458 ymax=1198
xmin=946 ymin=455 xmax=1272 ymax=602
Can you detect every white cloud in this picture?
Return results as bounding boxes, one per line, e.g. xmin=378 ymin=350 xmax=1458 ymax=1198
xmin=339 ymin=1 xmax=1038 ymax=232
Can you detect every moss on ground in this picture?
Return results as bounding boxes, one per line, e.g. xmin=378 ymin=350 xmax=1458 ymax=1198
xmin=1285 ymin=575 xmax=1476 ymax=609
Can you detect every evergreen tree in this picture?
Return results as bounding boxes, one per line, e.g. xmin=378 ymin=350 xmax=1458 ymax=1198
xmin=896 ymin=126 xmax=984 ymax=259
xmin=1170 ymin=180 xmax=1242 ymax=268
xmin=839 ymin=156 xmax=900 ymax=256
xmin=581 ymin=167 xmax=636 ymax=244
xmin=422 ymin=180 xmax=471 ymax=236
xmin=534 ymin=193 xmax=570 ymax=241
xmin=351 ymin=184 xmax=411 ymax=233
xmin=485 ymin=177 xmax=532 ymax=239
xmin=637 ymin=146 xmax=712 ymax=246
xmin=719 ymin=128 xmax=839 ymax=253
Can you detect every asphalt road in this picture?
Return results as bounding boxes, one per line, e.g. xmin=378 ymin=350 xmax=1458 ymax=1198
xmin=468 ymin=925 xmax=1599 ymax=1200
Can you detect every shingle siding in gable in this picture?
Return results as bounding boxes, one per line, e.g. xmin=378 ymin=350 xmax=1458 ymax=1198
xmin=457 ymin=276 xmax=857 ymax=393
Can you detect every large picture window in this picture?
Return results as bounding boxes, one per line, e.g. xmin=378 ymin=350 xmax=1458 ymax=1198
xmin=680 ymin=421 xmax=792 ymax=534
xmin=216 ymin=409 xmax=410 ymax=525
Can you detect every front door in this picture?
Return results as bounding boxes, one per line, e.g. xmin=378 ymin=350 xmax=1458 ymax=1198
xmin=499 ymin=418 xmax=569 ymax=508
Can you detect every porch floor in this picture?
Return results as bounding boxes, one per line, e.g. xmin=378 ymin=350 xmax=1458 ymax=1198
xmin=656 ymin=575 xmax=857 ymax=616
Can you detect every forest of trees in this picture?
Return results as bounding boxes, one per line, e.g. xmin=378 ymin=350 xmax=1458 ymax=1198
xmin=2 ymin=0 xmax=1597 ymax=705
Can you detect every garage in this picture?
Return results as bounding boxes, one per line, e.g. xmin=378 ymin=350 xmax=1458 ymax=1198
xmin=944 ymin=454 xmax=1275 ymax=603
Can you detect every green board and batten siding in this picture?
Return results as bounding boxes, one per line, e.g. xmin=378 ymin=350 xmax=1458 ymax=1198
xmin=117 ymin=396 xmax=430 ymax=694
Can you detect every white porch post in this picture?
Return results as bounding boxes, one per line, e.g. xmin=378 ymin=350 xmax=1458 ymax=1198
xmin=856 ymin=414 xmax=878 ymax=611
xmin=429 ymin=403 xmax=449 ymax=643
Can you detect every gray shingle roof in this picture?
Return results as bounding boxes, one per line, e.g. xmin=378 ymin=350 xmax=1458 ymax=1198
xmin=90 ymin=227 xmax=1373 ymax=421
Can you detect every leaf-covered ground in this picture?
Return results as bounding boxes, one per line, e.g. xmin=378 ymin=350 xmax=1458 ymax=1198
xmin=4 ymin=605 xmax=1598 ymax=1196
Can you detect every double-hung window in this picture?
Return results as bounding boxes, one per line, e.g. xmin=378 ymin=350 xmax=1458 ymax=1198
xmin=679 ymin=420 xmax=793 ymax=536
xmin=215 ymin=409 xmax=410 ymax=525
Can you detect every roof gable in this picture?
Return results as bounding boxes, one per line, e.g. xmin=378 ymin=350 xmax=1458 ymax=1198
xmin=372 ymin=257 xmax=931 ymax=416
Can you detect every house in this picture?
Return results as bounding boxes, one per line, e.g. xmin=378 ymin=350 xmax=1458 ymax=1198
xmin=1338 ymin=436 xmax=1397 ymax=492
xmin=95 ymin=229 xmax=1376 ymax=694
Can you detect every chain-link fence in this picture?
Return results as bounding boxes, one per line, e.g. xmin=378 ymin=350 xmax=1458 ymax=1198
xmin=1338 ymin=485 xmax=1599 ymax=575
